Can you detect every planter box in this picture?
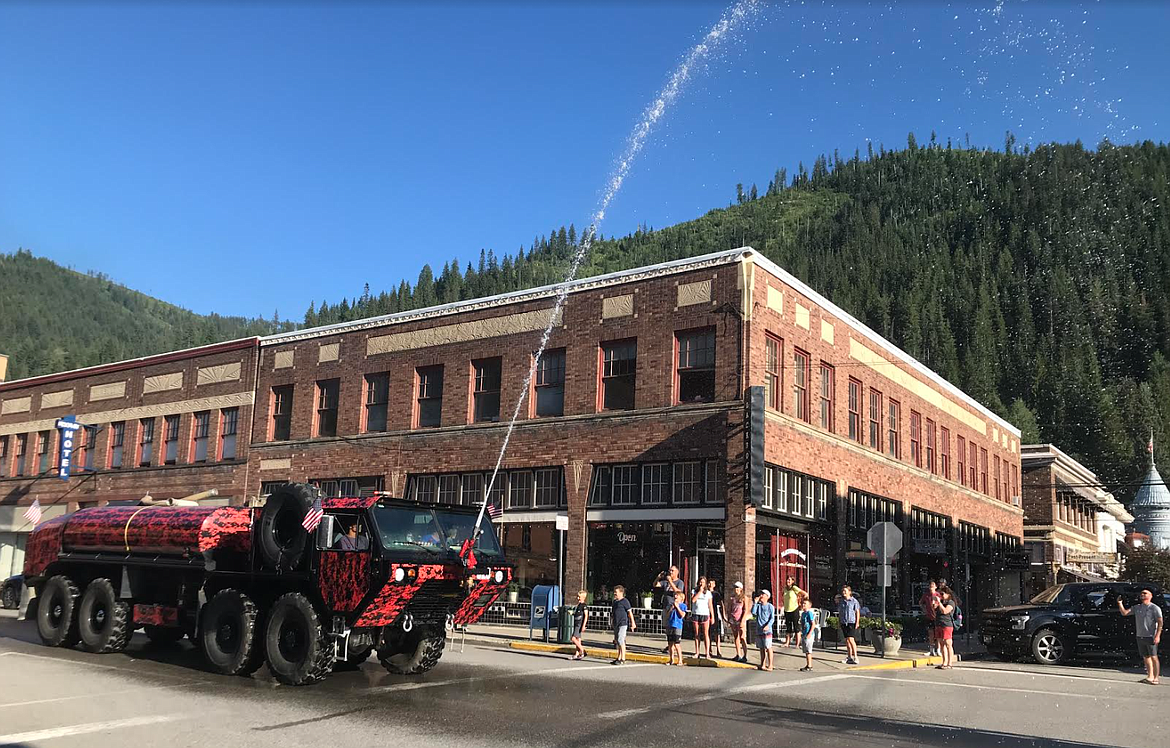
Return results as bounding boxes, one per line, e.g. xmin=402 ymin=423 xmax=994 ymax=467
xmin=871 ymin=633 xmax=902 ymax=656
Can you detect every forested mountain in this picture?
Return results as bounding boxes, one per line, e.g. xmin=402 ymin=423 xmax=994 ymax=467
xmin=0 ymin=249 xmax=293 ymax=381
xmin=307 ymin=136 xmax=1170 ymax=498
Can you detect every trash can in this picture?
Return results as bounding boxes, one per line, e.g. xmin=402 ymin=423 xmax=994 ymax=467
xmin=557 ymin=605 xmax=576 ymax=644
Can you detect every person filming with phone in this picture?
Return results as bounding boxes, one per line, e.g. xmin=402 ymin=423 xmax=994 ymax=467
xmin=1118 ymin=588 xmax=1163 ymax=685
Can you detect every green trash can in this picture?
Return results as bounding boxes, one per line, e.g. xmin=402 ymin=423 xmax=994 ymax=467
xmin=557 ymin=605 xmax=576 ymax=644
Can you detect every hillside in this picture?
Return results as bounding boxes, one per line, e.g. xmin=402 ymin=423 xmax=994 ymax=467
xmin=0 ymin=249 xmax=292 ymax=382
xmin=307 ymin=137 xmax=1170 ymax=496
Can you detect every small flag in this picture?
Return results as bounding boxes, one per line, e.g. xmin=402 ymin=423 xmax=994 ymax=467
xmin=1149 ymin=436 xmax=1155 ymax=454
xmin=302 ymin=497 xmax=324 ymax=532
xmin=23 ymin=498 xmax=43 ymax=527
xmin=487 ymin=502 xmax=502 ymax=520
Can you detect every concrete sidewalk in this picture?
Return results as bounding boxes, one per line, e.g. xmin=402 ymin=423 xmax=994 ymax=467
xmin=458 ymin=623 xmax=959 ymax=671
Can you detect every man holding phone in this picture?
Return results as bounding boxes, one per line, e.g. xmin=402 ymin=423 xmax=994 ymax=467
xmin=1118 ymin=588 xmax=1163 ymax=685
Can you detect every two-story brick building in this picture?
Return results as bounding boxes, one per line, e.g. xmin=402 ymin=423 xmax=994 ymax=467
xmin=0 ymin=248 xmax=1025 ymax=615
xmin=0 ymin=339 xmax=259 ymax=578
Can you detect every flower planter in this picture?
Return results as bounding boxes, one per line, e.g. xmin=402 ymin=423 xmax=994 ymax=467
xmin=871 ymin=633 xmax=902 ymax=656
xmin=507 ymin=590 xmax=519 ymax=604
xmin=641 ymin=597 xmax=655 ymax=610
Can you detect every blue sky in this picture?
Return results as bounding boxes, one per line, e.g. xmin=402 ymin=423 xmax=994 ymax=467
xmin=2 ymin=1 xmax=1167 ymax=320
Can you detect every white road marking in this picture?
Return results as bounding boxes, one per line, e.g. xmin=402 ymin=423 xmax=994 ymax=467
xmin=0 ymin=714 xmax=182 ymax=744
xmin=957 ymin=663 xmax=1142 ymax=685
xmin=0 ymin=680 xmax=213 ymax=709
xmin=598 ymin=673 xmax=851 ymax=719
xmin=370 ymin=662 xmax=654 ymax=692
xmin=0 ymin=651 xmax=195 ymax=680
xmin=847 ymin=673 xmax=1153 ymax=701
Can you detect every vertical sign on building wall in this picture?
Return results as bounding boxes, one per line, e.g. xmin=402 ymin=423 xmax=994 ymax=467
xmin=56 ymin=415 xmax=82 ymax=481
xmin=745 ymin=385 xmax=765 ymax=507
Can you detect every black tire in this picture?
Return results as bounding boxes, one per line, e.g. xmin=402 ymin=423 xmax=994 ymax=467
xmin=264 ymin=592 xmax=335 ymax=685
xmin=144 ymin=625 xmax=186 ymax=644
xmin=36 ymin=576 xmax=80 ymax=648
xmin=335 ymin=643 xmax=373 ymax=670
xmin=380 ymin=630 xmax=446 ymax=675
xmin=1031 ymin=628 xmax=1071 ymax=665
xmin=78 ymin=578 xmax=132 ymax=654
xmin=257 ymin=483 xmax=316 ymax=571
xmin=1 ymin=585 xmax=16 ymax=609
xmin=199 ymin=589 xmax=261 ymax=676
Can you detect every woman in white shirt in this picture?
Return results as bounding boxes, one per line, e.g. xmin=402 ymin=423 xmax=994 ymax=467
xmin=691 ymin=576 xmax=713 ymax=659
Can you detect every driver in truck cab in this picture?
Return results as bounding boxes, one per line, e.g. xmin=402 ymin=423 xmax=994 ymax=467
xmin=338 ymin=519 xmax=370 ymax=551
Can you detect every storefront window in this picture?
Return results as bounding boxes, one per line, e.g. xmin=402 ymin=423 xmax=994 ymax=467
xmin=501 ymin=523 xmax=557 ymax=597
xmin=587 ymin=522 xmax=673 ymax=602
xmin=406 ymin=468 xmax=564 ymax=511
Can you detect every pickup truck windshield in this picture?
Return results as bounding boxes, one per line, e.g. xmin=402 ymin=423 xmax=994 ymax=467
xmin=370 ymin=502 xmax=503 ymax=559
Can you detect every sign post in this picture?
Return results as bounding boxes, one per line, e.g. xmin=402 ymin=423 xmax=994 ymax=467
xmin=866 ymin=521 xmax=903 ymax=658
xmin=556 ymin=512 xmax=569 ymax=612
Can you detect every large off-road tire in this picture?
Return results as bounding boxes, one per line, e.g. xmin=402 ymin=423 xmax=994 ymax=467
xmin=264 ymin=592 xmax=335 ymax=685
xmin=199 ymin=589 xmax=262 ymax=676
xmin=36 ymin=576 xmax=80 ymax=648
xmin=78 ymin=578 xmax=132 ymax=653
xmin=257 ymin=483 xmax=316 ymax=571
xmin=380 ymin=629 xmax=446 ymax=675
xmin=1031 ymin=628 xmax=1071 ymax=666
xmin=144 ymin=625 xmax=186 ymax=645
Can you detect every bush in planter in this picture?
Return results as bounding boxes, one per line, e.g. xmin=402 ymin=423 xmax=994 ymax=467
xmin=868 ymin=619 xmax=903 ymax=640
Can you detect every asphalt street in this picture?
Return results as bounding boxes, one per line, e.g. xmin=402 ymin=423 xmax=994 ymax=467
xmin=0 ymin=611 xmax=1162 ymax=748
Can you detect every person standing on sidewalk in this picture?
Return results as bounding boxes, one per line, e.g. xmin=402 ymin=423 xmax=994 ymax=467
xmin=752 ymin=590 xmax=776 ymax=671
xmin=1118 ymin=588 xmax=1163 ymax=685
xmin=838 ymin=585 xmax=861 ymax=666
xmin=798 ymin=597 xmax=819 ymax=671
xmin=782 ymin=577 xmax=806 ymax=648
xmin=691 ymin=576 xmax=713 ymax=659
xmin=932 ymin=586 xmax=957 ymax=670
xmin=610 ymin=586 xmax=636 ymax=665
xmin=570 ymin=590 xmax=590 ymax=660
xmin=727 ymin=581 xmax=749 ymax=663
xmin=667 ymin=592 xmax=687 ymax=666
xmin=707 ymin=579 xmax=725 ymax=659
xmin=919 ymin=580 xmax=941 ymax=657
xmin=656 ymin=566 xmax=684 ymax=653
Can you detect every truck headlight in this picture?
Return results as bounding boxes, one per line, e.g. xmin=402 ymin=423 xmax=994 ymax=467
xmin=494 ymin=570 xmax=504 ymax=584
xmin=1010 ymin=615 xmax=1030 ymax=630
xmin=394 ymin=567 xmax=406 ymax=583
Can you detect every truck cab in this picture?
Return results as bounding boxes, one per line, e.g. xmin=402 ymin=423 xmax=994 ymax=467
xmin=981 ymin=582 xmax=1168 ymax=665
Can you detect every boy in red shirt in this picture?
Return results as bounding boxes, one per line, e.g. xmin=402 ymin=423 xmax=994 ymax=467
xmin=919 ymin=580 xmax=941 ymax=657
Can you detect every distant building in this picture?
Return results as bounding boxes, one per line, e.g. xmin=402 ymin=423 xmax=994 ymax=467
xmin=0 ymin=353 xmax=8 ymax=382
xmin=1130 ymin=439 xmax=1170 ymax=551
xmin=1020 ymin=444 xmax=1128 ymax=594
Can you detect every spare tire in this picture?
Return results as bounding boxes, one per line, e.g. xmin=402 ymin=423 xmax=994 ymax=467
xmin=257 ymin=483 xmax=317 ymax=571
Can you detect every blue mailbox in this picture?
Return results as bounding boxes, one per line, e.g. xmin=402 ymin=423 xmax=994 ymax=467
xmin=529 ymin=585 xmax=561 ymax=641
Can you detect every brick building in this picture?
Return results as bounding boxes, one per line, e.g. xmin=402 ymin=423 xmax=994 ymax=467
xmin=0 ymin=248 xmax=1025 ymax=615
xmin=0 ymin=339 xmax=259 ymax=578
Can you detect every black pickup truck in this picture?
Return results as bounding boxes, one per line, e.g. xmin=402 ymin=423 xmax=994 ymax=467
xmin=981 ymin=582 xmax=1168 ymax=665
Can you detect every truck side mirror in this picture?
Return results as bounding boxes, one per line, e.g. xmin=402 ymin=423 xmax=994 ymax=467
xmin=317 ymin=514 xmax=336 ymax=549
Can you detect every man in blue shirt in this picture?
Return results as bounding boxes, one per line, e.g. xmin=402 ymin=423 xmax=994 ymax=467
xmin=838 ymin=585 xmax=861 ymax=665
xmin=751 ymin=589 xmax=776 ymax=671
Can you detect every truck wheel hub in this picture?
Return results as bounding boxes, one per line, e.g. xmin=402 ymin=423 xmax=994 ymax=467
xmin=216 ymin=621 xmax=238 ymax=649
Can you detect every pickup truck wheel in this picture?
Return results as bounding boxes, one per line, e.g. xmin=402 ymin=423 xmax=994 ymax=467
xmin=36 ymin=576 xmax=80 ymax=648
xmin=200 ymin=589 xmax=261 ymax=676
xmin=1031 ymin=628 xmax=1070 ymax=665
xmin=78 ymin=578 xmax=131 ymax=653
xmin=144 ymin=625 xmax=186 ymax=644
xmin=380 ymin=630 xmax=445 ymax=675
xmin=264 ymin=592 xmax=335 ymax=685
xmin=1 ymin=585 xmax=17 ymax=609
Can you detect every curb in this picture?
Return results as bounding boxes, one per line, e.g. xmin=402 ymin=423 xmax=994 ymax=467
xmin=508 ymin=640 xmax=757 ymax=669
xmin=852 ymin=655 xmax=944 ymax=671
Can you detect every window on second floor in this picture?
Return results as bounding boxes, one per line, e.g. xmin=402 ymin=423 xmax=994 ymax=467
xmin=764 ymin=334 xmax=782 ymax=411
xmin=676 ymin=328 xmax=716 ymax=404
xmin=220 ymin=408 xmax=239 ymax=460
xmin=819 ymin=363 xmax=834 ymax=431
xmin=0 ymin=435 xmax=7 ymax=478
xmin=37 ymin=430 xmax=51 ymax=473
xmin=980 ymin=448 xmax=989 ymax=494
xmin=364 ymin=373 xmax=390 ymax=433
xmin=534 ymin=348 xmax=566 ymax=417
xmin=15 ymin=434 xmax=27 ymax=476
xmin=969 ymin=442 xmax=978 ymax=489
xmin=957 ymin=435 xmax=967 ymax=487
xmin=473 ymin=358 xmax=502 ymax=423
xmin=793 ymin=348 xmax=810 ymax=421
xmin=192 ymin=411 xmax=211 ymax=463
xmin=601 ymin=339 xmax=637 ymax=411
xmin=315 ymin=379 xmax=340 ymax=437
xmin=81 ymin=425 xmax=98 ymax=471
xmin=164 ymin=415 xmax=180 ymax=464
xmin=417 ymin=366 xmax=444 ymax=428
xmin=910 ymin=411 xmax=922 ymax=468
xmin=994 ymin=455 xmax=1002 ymax=500
xmin=139 ymin=418 xmax=155 ymax=466
xmin=848 ymin=379 xmax=862 ymax=442
xmin=272 ymin=385 xmax=294 ymax=441
xmin=926 ymin=418 xmax=937 ymax=474
xmin=940 ymin=426 xmax=951 ymax=480
xmin=868 ymin=389 xmax=882 ymax=451
xmin=109 ymin=422 xmax=125 ymax=469
xmin=887 ymin=399 xmax=901 ymax=459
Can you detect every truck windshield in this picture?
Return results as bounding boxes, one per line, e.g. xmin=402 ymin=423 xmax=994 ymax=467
xmin=370 ymin=502 xmax=503 ymax=559
xmin=1029 ymin=585 xmax=1070 ymax=604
